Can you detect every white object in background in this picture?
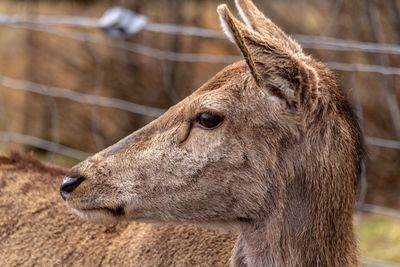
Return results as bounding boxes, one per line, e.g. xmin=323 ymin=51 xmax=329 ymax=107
xmin=99 ymin=7 xmax=147 ymax=38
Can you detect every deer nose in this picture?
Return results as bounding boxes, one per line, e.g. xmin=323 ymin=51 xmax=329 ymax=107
xmin=60 ymin=176 xmax=84 ymax=201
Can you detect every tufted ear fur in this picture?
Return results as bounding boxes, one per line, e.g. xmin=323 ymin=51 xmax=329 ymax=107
xmin=234 ymin=0 xmax=302 ymax=54
xmin=217 ymin=3 xmax=313 ymax=107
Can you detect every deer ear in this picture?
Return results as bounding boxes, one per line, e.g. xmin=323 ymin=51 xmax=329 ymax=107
xmin=218 ymin=5 xmax=264 ymax=84
xmin=217 ymin=4 xmax=308 ymax=106
xmin=234 ymin=0 xmax=302 ymax=54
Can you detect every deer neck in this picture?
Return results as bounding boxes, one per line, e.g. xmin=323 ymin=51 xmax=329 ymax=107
xmin=231 ymin=192 xmax=358 ymax=267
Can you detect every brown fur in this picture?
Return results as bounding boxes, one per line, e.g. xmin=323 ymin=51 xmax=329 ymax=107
xmin=0 ymin=154 xmax=235 ymax=266
xmin=63 ymin=1 xmax=363 ymax=266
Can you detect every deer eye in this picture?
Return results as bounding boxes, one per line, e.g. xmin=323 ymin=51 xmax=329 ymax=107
xmin=196 ymin=112 xmax=224 ymax=129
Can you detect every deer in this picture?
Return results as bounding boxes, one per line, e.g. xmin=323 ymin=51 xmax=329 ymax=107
xmin=60 ymin=0 xmax=363 ymax=266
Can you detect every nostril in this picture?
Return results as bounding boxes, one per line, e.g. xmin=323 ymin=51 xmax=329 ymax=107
xmin=60 ymin=176 xmax=84 ymax=201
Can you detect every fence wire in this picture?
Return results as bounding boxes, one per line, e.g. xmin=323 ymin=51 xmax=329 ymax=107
xmin=1 ymin=11 xmax=400 ymax=55
xmin=0 ymin=132 xmax=90 ymax=159
xmin=3 ymin=23 xmax=400 ymax=75
xmin=362 ymin=257 xmax=400 ymax=267
xmin=0 ymin=75 xmax=165 ymax=117
xmin=0 ymin=7 xmax=399 ymax=267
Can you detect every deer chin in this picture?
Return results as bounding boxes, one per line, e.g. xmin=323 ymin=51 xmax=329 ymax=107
xmin=71 ymin=206 xmax=126 ymax=224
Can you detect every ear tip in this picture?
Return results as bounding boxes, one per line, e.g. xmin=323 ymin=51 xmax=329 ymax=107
xmin=217 ymin=4 xmax=234 ymax=23
xmin=217 ymin=4 xmax=236 ymax=43
xmin=217 ymin=4 xmax=228 ymax=15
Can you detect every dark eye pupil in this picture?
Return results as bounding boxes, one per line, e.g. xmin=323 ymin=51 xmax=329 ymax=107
xmin=197 ymin=113 xmax=223 ymax=129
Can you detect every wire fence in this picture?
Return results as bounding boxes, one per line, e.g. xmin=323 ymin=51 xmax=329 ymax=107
xmin=0 ymin=7 xmax=399 ymax=267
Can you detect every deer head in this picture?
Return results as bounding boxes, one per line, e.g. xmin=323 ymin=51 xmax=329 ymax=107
xmin=61 ymin=0 xmax=362 ymax=265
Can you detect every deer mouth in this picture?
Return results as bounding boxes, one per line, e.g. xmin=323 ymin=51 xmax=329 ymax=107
xmin=101 ymin=206 xmax=125 ymax=216
xmin=82 ymin=205 xmax=125 ymax=216
xmin=71 ymin=205 xmax=126 ymax=223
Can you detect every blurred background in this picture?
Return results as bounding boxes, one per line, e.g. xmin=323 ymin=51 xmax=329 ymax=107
xmin=0 ymin=0 xmax=399 ymax=265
